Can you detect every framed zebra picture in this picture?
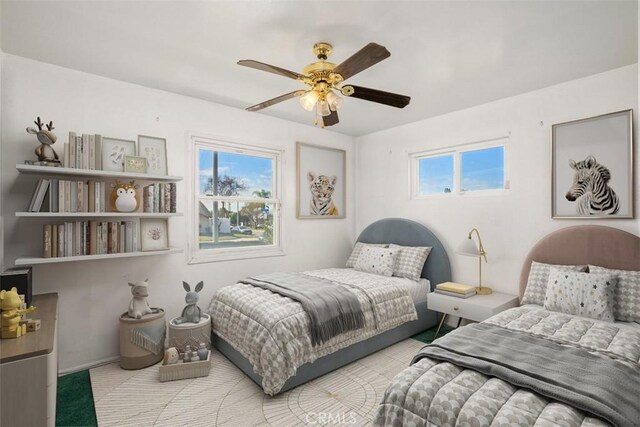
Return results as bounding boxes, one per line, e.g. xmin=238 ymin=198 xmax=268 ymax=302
xmin=296 ymin=142 xmax=346 ymax=219
xmin=552 ymin=109 xmax=633 ymax=219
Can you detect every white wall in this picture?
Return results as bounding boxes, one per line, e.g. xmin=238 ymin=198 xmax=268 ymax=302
xmin=1 ymin=54 xmax=356 ymax=372
xmin=355 ymin=64 xmax=639 ymax=297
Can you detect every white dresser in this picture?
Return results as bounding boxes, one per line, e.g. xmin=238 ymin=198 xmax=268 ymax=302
xmin=0 ymin=293 xmax=58 ymax=427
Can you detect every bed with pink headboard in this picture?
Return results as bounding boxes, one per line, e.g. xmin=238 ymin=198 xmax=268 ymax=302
xmin=519 ymin=225 xmax=640 ymax=299
xmin=375 ymin=225 xmax=640 ymax=427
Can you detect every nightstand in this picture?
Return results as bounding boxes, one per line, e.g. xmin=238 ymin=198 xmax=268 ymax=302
xmin=427 ymin=290 xmax=519 ymax=338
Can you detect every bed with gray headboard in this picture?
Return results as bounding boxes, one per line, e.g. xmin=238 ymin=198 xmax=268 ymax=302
xmin=209 ymin=218 xmax=451 ymax=395
xmin=375 ymin=225 xmax=640 ymax=427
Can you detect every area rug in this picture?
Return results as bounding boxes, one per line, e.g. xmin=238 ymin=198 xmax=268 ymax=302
xmin=90 ymin=339 xmax=424 ymax=426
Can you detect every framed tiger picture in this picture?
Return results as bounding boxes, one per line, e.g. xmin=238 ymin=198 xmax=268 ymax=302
xmin=551 ymin=109 xmax=633 ymax=219
xmin=296 ymin=142 xmax=346 ymax=219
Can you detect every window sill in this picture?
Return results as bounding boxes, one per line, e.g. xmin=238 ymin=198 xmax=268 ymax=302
xmin=188 ymin=246 xmax=285 ymax=264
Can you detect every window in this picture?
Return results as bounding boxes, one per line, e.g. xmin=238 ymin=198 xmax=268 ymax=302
xmin=190 ymin=136 xmax=282 ymax=263
xmin=412 ymin=140 xmax=508 ymax=197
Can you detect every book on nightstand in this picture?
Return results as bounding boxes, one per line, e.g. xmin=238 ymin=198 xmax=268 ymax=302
xmin=434 ymin=289 xmax=476 ymax=298
xmin=436 ymin=282 xmax=476 ymax=294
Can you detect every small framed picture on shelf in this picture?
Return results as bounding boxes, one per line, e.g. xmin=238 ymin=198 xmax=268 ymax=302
xmin=137 ymin=135 xmax=168 ymax=176
xmin=123 ymin=155 xmax=148 ymax=174
xmin=140 ymin=218 xmax=169 ymax=251
xmin=101 ymin=138 xmax=136 ymax=172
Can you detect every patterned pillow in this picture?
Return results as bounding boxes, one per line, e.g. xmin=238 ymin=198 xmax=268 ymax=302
xmin=354 ymin=246 xmax=399 ymax=277
xmin=589 ymin=265 xmax=640 ymax=323
xmin=345 ymin=242 xmax=387 ymax=268
xmin=521 ymin=261 xmax=587 ymax=306
xmin=544 ymin=268 xmax=616 ymax=322
xmin=389 ymin=244 xmax=432 ymax=281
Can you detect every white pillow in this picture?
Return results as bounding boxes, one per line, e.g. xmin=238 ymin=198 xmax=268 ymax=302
xmin=354 ymin=246 xmax=399 ymax=277
xmin=345 ymin=242 xmax=387 ymax=268
xmin=521 ymin=261 xmax=587 ymax=306
xmin=389 ymin=244 xmax=432 ymax=281
xmin=589 ymin=265 xmax=640 ymax=323
xmin=544 ymin=268 xmax=616 ymax=322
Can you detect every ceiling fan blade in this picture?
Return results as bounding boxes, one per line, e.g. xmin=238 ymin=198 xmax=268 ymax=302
xmin=238 ymin=60 xmax=306 ymax=81
xmin=246 ymin=90 xmax=306 ymax=112
xmin=332 ymin=43 xmax=390 ymax=81
xmin=347 ymin=85 xmax=410 ymax=108
xmin=322 ymin=110 xmax=339 ymax=127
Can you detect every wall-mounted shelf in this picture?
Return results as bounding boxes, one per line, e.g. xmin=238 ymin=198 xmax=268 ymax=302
xmin=16 ymin=164 xmax=183 ymax=182
xmin=15 ymin=212 xmax=183 ymax=218
xmin=14 ymin=248 xmax=183 ymax=266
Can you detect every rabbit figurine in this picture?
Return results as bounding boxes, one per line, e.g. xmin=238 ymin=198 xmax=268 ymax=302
xmin=174 ymin=281 xmax=204 ymax=324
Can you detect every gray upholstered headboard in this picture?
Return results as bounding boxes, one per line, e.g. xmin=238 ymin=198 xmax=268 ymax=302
xmin=356 ymin=218 xmax=451 ymax=287
xmin=519 ymin=225 xmax=640 ymax=298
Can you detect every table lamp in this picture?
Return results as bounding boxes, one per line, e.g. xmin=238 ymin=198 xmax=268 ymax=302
xmin=456 ymin=228 xmax=491 ymax=295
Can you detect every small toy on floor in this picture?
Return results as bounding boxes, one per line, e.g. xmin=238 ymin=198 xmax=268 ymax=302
xmin=1 ymin=287 xmax=36 ymax=338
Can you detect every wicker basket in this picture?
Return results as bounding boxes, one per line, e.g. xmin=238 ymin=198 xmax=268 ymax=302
xmin=158 ymin=351 xmax=211 ymax=382
xmin=119 ymin=309 xmax=166 ymax=370
xmin=168 ymin=314 xmax=211 ymax=352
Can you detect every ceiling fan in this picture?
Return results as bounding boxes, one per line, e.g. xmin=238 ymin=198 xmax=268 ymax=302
xmin=238 ymin=42 xmax=411 ymax=128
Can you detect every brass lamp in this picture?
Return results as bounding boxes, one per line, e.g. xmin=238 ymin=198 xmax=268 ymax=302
xmin=457 ymin=228 xmax=492 ymax=295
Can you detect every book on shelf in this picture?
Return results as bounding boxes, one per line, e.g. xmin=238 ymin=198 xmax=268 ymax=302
xmin=42 ymin=220 xmax=139 ymax=257
xmin=142 ymin=183 xmax=177 ymax=213
xmin=62 ymin=131 xmax=103 ymax=170
xmin=435 ymin=282 xmax=476 ymax=295
xmin=27 ymin=179 xmax=50 ymax=212
xmin=434 ymin=289 xmax=477 ymax=299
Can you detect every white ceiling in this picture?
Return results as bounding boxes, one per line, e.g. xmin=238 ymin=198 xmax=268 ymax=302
xmin=1 ymin=1 xmax=637 ymax=136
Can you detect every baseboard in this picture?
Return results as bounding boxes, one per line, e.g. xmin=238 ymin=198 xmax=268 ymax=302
xmin=58 ymin=355 xmax=119 ymax=376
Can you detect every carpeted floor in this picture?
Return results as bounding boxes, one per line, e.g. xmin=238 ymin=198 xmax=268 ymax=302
xmin=56 ymin=326 xmax=453 ymax=426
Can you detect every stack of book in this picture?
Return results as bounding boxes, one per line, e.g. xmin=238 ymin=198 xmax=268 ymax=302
xmin=142 ymin=183 xmax=177 ymax=213
xmin=435 ymin=282 xmax=477 ymax=298
xmin=43 ymin=221 xmax=138 ymax=258
xmin=63 ymin=132 xmax=103 ymax=170
xmin=27 ymin=178 xmax=106 ymax=213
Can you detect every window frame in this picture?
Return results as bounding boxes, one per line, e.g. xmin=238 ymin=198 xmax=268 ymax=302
xmin=410 ymin=137 xmax=509 ymax=199
xmin=187 ymin=134 xmax=284 ymax=264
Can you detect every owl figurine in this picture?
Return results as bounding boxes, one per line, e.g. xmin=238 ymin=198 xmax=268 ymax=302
xmin=110 ymin=180 xmax=140 ymax=212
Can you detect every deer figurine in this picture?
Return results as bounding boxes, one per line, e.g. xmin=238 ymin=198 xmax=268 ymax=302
xmin=26 ymin=117 xmax=60 ymax=163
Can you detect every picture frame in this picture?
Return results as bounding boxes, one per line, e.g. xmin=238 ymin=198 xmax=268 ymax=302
xmin=296 ymin=142 xmax=346 ymax=219
xmin=123 ymin=155 xmax=148 ymax=174
xmin=552 ymin=109 xmax=633 ymax=219
xmin=101 ymin=138 xmax=136 ymax=172
xmin=140 ymin=218 xmax=169 ymax=251
xmin=137 ymin=135 xmax=168 ymax=176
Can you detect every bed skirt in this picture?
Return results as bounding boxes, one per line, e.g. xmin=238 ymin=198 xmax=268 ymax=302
xmin=212 ymin=300 xmax=436 ymax=394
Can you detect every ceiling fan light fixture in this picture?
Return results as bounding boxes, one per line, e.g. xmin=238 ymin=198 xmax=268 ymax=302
xmin=318 ymin=100 xmax=331 ymax=117
xmin=299 ymin=90 xmax=319 ymax=111
xmin=326 ymin=90 xmax=343 ymax=111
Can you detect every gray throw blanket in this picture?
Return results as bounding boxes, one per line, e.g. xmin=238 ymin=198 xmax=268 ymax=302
xmin=240 ymin=272 xmax=365 ymax=346
xmin=414 ymin=323 xmax=640 ymax=427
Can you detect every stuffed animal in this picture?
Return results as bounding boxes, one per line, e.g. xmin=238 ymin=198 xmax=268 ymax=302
xmin=0 ymin=287 xmax=36 ymax=339
xmin=26 ymin=117 xmax=59 ymax=163
xmin=111 ymin=180 xmax=139 ymax=212
xmin=174 ymin=281 xmax=204 ymax=324
xmin=162 ymin=347 xmax=179 ymax=365
xmin=127 ymin=279 xmax=153 ymax=319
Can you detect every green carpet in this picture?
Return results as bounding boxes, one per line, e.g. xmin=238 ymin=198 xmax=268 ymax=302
xmin=411 ymin=323 xmax=454 ymax=343
xmin=55 ymin=370 xmax=97 ymax=427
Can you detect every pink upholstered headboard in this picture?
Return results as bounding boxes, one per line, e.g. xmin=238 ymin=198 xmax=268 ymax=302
xmin=519 ymin=225 xmax=640 ymax=298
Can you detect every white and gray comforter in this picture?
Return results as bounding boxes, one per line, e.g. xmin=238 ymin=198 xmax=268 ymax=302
xmin=208 ymin=268 xmax=418 ymax=395
xmin=375 ymin=306 xmax=640 ymax=427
